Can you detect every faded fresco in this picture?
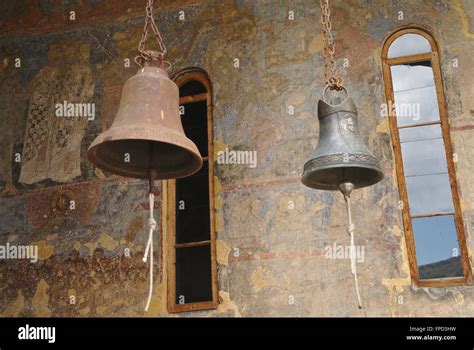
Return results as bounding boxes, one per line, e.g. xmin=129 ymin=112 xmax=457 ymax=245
xmin=0 ymin=0 xmax=473 ymax=317
xmin=20 ymin=52 xmax=95 ymax=184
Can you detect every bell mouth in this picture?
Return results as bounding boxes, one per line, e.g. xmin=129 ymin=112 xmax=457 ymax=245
xmin=88 ymin=139 xmax=202 ymax=180
xmin=301 ymin=154 xmax=384 ymax=191
xmin=87 ymin=126 xmax=203 ymax=180
xmin=301 ymin=165 xmax=384 ymax=191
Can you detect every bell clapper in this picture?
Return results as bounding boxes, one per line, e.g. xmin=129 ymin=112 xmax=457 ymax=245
xmin=339 ymin=182 xmax=363 ymax=309
xmin=339 ymin=181 xmax=354 ymax=198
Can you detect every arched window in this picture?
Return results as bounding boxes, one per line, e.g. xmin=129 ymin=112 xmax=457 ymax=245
xmin=382 ymin=28 xmax=471 ymax=286
xmin=165 ymin=68 xmax=218 ymax=312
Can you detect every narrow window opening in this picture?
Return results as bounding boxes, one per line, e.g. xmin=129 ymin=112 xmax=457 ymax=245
xmin=166 ymin=71 xmax=218 ymax=312
xmin=382 ymin=28 xmax=471 ymax=286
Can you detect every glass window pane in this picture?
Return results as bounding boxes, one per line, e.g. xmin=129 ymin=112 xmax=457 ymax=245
xmin=400 ymin=125 xmax=447 ymax=177
xmin=393 ymin=86 xmax=439 ymax=125
xmin=175 ymin=245 xmax=212 ymax=304
xmin=399 ymin=124 xmax=441 ymax=143
xmin=388 ymin=33 xmax=432 ymax=58
xmin=405 ymin=173 xmax=454 ymax=215
xmin=391 ymin=62 xmax=440 ymax=126
xmin=391 ymin=61 xmax=434 ymax=91
xmin=412 ymin=215 xmax=464 ymax=280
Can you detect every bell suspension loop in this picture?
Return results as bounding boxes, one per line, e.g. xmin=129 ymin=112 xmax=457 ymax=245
xmin=322 ymin=85 xmax=348 ymax=106
xmin=134 ymin=0 xmax=170 ymax=69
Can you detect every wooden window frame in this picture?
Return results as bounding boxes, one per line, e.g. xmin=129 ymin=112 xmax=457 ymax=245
xmin=381 ymin=27 xmax=472 ymax=287
xmin=165 ymin=68 xmax=218 ymax=313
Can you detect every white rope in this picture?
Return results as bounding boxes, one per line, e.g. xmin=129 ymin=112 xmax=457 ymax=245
xmin=344 ymin=195 xmax=362 ymax=309
xmin=143 ymin=192 xmax=156 ymax=312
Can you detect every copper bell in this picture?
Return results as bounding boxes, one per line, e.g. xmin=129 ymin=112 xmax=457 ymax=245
xmin=88 ymin=56 xmax=202 ymax=180
xmin=302 ymin=88 xmax=383 ymax=190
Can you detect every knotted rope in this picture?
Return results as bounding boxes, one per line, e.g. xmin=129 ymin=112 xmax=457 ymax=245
xmin=343 ymin=194 xmax=362 ymax=309
xmin=143 ymin=192 xmax=156 ymax=312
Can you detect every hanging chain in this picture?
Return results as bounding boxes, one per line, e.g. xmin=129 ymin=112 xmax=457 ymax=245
xmin=135 ymin=0 xmax=168 ymax=67
xmin=320 ymin=0 xmax=344 ymax=91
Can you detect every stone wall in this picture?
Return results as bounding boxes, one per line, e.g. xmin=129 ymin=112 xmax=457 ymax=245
xmin=0 ymin=0 xmax=473 ymax=316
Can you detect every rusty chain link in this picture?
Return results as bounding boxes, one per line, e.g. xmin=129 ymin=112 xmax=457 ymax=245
xmin=320 ymin=0 xmax=344 ymax=91
xmin=135 ymin=0 xmax=168 ymax=67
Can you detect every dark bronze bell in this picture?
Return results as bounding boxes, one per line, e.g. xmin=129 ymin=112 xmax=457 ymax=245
xmin=87 ymin=58 xmax=202 ymax=180
xmin=302 ymin=90 xmax=383 ymax=191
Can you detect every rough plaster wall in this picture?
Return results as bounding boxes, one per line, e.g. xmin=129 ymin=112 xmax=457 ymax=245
xmin=0 ymin=0 xmax=473 ymax=317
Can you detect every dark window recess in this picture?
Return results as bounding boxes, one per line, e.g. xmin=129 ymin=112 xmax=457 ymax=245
xmin=179 ymin=80 xmax=207 ymax=97
xmin=181 ymin=101 xmax=208 ymax=157
xmin=173 ymin=79 xmax=213 ymax=308
xmin=175 ymin=162 xmax=210 ymax=244
xmin=175 ymin=245 xmax=212 ymax=304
